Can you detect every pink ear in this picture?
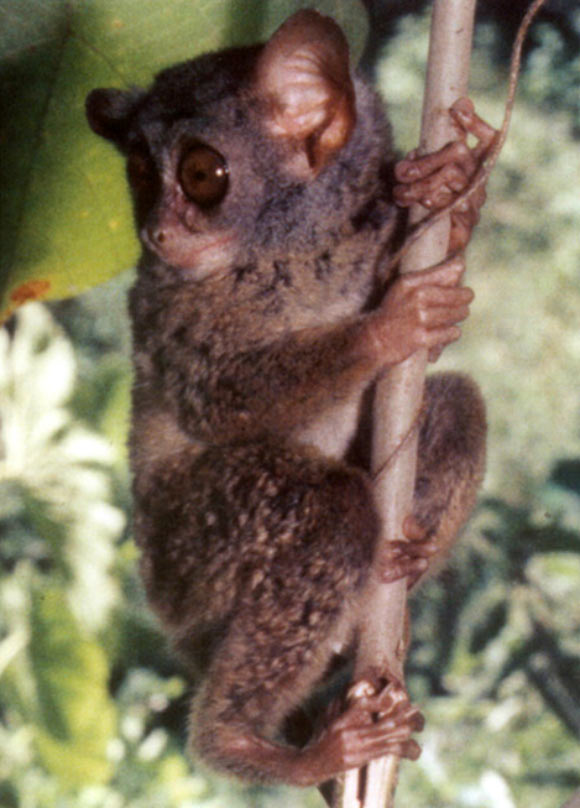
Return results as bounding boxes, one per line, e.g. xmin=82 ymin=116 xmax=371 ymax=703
xmin=255 ymin=10 xmax=356 ymax=176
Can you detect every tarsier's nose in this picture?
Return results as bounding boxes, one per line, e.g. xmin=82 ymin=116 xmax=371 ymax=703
xmin=144 ymin=225 xmax=169 ymax=251
xmin=151 ymin=228 xmax=166 ymax=245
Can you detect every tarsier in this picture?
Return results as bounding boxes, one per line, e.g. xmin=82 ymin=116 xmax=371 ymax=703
xmin=87 ymin=10 xmax=492 ymax=788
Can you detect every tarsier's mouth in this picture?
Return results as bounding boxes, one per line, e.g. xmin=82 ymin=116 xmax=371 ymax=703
xmin=144 ymin=229 xmax=237 ymax=277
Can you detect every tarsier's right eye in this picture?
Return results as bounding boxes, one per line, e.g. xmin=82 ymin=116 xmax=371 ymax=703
xmin=178 ymin=144 xmax=229 ymax=209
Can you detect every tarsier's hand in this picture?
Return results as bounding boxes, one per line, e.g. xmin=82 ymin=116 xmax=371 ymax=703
xmin=368 ymin=256 xmax=473 ymax=366
xmin=393 ymin=98 xmax=498 ymax=253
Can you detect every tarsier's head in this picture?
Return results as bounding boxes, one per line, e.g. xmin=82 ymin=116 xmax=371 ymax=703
xmin=86 ymin=10 xmax=387 ymax=280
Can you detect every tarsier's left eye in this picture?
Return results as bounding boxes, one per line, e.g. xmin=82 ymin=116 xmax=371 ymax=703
xmin=179 ymin=144 xmax=229 ymax=208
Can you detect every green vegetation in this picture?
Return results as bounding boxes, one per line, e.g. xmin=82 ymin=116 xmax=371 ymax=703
xmin=1 ymin=3 xmax=579 ymax=807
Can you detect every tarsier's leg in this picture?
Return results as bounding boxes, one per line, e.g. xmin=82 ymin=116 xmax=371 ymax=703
xmin=191 ymin=619 xmax=423 ymax=786
xmin=374 ymin=372 xmax=485 ymax=592
xmin=389 ymin=103 xmax=491 ymax=571
xmin=186 ymin=447 xmax=424 ymax=786
xmin=409 ymin=371 xmax=487 ymax=586
xmin=393 ymin=98 xmax=498 ymax=252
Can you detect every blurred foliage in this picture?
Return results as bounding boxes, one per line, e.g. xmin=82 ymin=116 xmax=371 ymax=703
xmin=1 ymin=2 xmax=580 ymax=808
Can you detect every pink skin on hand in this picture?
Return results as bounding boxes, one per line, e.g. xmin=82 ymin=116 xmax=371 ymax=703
xmin=369 ymin=256 xmax=474 ymax=366
xmin=393 ymin=98 xmax=498 ymax=253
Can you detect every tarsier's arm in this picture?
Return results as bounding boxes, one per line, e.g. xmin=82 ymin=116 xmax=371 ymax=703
xmin=151 ymin=257 xmax=469 ymax=442
xmin=156 ymin=99 xmax=495 ymax=444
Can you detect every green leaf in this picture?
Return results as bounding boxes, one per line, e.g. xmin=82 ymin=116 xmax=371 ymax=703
xmin=29 ymin=587 xmax=117 ymax=786
xmin=0 ymin=0 xmax=368 ymax=321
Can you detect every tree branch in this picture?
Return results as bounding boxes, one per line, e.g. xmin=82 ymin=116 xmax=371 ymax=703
xmin=336 ymin=3 xmax=477 ymax=806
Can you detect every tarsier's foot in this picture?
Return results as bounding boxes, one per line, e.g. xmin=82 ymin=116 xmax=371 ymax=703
xmin=377 ymin=515 xmax=437 ymax=588
xmin=298 ymin=683 xmax=423 ymax=784
xmin=393 ymin=98 xmax=498 ymax=252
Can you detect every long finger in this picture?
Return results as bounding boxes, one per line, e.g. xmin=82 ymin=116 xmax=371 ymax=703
xmin=450 ymin=98 xmax=498 ymax=156
xmin=394 ymin=163 xmax=471 ymax=209
xmin=395 ymin=139 xmax=477 ymax=184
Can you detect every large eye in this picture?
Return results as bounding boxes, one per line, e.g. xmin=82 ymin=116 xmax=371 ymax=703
xmin=178 ymin=144 xmax=229 ymax=208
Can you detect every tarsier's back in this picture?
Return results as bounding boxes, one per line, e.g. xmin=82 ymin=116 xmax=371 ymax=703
xmin=86 ymin=9 xmax=487 ymax=787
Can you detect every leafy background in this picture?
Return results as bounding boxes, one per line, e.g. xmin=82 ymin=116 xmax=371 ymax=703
xmin=1 ymin=1 xmax=580 ymax=807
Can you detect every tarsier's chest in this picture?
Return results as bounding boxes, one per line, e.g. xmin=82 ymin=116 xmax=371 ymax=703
xmin=229 ymin=239 xmax=381 ymax=330
xmin=131 ymin=214 xmax=391 ymax=460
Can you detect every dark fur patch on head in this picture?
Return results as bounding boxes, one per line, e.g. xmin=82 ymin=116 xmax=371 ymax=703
xmin=145 ymin=46 xmax=262 ymax=124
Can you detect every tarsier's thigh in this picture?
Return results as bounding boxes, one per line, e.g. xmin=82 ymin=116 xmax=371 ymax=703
xmin=413 ymin=371 xmax=486 ymax=551
xmin=135 ymin=440 xmax=379 ymax=641
xmin=171 ymin=444 xmax=381 ymax=740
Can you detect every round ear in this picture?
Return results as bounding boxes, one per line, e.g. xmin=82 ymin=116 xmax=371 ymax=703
xmin=85 ymin=88 xmax=143 ymax=149
xmin=255 ymin=10 xmax=356 ymax=177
